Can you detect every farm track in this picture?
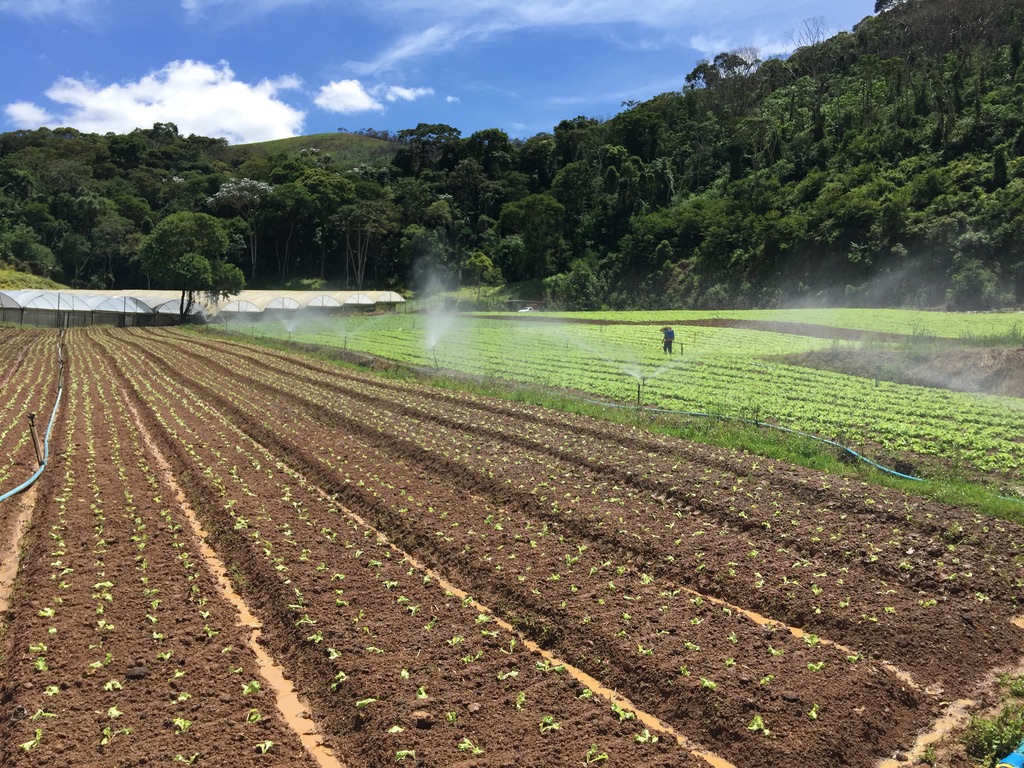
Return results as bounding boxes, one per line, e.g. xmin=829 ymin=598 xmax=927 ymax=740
xmin=96 ymin=327 xmax=1023 ymax=767
xmin=3 ymin=327 xmax=1022 ymax=767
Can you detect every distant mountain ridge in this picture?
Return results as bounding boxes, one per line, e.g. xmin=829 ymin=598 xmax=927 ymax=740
xmin=231 ymin=131 xmax=400 ymax=167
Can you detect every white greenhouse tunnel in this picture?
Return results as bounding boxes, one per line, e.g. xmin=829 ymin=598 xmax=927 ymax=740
xmin=0 ymin=289 xmax=404 ymax=327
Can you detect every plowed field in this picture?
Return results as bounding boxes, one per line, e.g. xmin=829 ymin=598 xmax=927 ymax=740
xmin=1 ymin=327 xmax=1022 ymax=768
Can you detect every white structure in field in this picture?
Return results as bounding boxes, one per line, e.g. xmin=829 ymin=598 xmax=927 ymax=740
xmin=0 ymin=289 xmax=405 ymax=327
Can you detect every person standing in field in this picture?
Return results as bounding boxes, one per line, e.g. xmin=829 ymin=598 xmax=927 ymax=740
xmin=661 ymin=326 xmax=674 ymax=354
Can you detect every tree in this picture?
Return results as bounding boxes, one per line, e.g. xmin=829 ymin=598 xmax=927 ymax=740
xmin=260 ymin=182 xmax=314 ymax=279
xmin=297 ymin=169 xmax=355 ymax=279
xmin=393 ymin=123 xmax=463 ymax=175
xmin=498 ymin=194 xmax=566 ymax=280
xmin=138 ymin=211 xmax=243 ymax=321
xmin=463 ymin=251 xmax=503 ymax=301
xmin=207 ymin=178 xmax=273 ymax=280
xmin=340 ymin=200 xmax=395 ymax=290
xmin=947 ymin=258 xmax=1000 ymax=310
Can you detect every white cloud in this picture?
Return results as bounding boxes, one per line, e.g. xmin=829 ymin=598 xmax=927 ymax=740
xmin=690 ymin=32 xmax=792 ymax=59
xmin=384 ymin=85 xmax=433 ymax=102
xmin=348 ymin=23 xmax=460 ymax=75
xmin=314 ymin=79 xmax=434 ymax=114
xmin=176 ymin=0 xmax=868 ymax=77
xmin=6 ymin=60 xmax=305 ymax=144
xmin=360 ymin=0 xmax=701 ymax=28
xmin=689 ymin=34 xmax=731 ymax=58
xmin=5 ymin=101 xmax=56 ymax=126
xmin=314 ymin=80 xmax=383 ymax=113
xmin=344 ymin=1 xmax=714 ymax=75
xmin=0 ymin=0 xmax=100 ymax=19
xmin=181 ymin=0 xmax=316 ymax=22
xmin=446 ymin=95 xmax=460 ymax=104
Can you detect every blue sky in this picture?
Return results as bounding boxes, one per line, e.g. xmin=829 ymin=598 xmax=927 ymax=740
xmin=1 ymin=0 xmax=878 ymax=145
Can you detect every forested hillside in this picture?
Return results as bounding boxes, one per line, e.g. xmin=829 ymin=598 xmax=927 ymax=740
xmin=1 ymin=0 xmax=1022 ymax=310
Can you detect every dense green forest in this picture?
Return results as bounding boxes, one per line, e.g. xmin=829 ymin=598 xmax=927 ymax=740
xmin=2 ymin=0 xmax=1024 ymax=310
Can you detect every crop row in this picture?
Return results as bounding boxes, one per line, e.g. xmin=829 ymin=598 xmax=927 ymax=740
xmin=172 ymin=330 xmax=1024 ymax=613
xmin=0 ymin=334 xmax=314 ymax=766
xmin=0 ymin=329 xmax=60 ymax=493
xmin=535 ymin=308 xmax=1024 ymax=339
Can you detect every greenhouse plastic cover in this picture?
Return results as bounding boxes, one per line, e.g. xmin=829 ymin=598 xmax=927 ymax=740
xmin=0 ymin=289 xmax=403 ymax=318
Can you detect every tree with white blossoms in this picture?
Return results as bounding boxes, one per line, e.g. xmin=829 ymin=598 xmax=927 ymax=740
xmin=207 ymin=178 xmax=273 ymax=280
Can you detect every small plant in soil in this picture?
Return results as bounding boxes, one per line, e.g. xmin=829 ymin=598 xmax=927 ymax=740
xmin=539 ymin=715 xmax=560 ymax=734
xmin=611 ymin=702 xmax=635 ymax=721
xmin=635 ymin=729 xmax=658 ymax=744
xmin=20 ymin=729 xmax=43 ymax=752
xmin=458 ymin=736 xmax=484 ymax=755
xmin=101 ymin=726 xmax=131 ymax=745
xmin=748 ymin=714 xmax=771 ymax=736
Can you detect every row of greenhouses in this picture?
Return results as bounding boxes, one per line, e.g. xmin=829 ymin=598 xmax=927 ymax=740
xmin=0 ymin=289 xmax=405 ymax=327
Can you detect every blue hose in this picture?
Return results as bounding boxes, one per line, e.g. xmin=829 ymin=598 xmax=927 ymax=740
xmin=574 ymin=394 xmax=926 ymax=482
xmin=0 ymin=334 xmax=65 ymax=503
xmin=572 ymin=395 xmax=1024 ymax=506
xmin=998 ymin=739 xmax=1024 ymax=768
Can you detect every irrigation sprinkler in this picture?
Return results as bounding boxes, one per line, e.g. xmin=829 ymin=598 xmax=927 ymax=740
xmin=27 ymin=412 xmax=42 ymax=467
xmin=432 ymin=344 xmax=439 ymax=370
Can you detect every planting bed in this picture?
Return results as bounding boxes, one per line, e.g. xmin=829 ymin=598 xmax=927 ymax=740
xmin=2 ymin=326 xmax=1023 ymax=767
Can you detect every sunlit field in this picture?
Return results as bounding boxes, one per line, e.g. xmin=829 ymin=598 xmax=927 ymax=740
xmin=216 ymin=309 xmax=1024 ymax=482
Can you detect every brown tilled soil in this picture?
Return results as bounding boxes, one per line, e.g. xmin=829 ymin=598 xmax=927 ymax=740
xmin=783 ymin=346 xmax=1024 ymax=400
xmin=2 ymin=326 xmax=1023 ymax=768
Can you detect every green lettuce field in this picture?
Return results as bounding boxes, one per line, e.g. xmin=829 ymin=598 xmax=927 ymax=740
xmin=221 ymin=309 xmax=1024 ymax=485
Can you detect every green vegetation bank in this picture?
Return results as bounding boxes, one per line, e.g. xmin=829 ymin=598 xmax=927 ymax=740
xmin=1 ymin=0 xmax=1023 ymax=310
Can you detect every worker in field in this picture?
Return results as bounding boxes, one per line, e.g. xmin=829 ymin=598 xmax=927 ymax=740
xmin=661 ymin=326 xmax=674 ymax=354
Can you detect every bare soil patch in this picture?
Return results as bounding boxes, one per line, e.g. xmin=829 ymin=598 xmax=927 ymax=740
xmin=782 ymin=346 xmax=1024 ymax=399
